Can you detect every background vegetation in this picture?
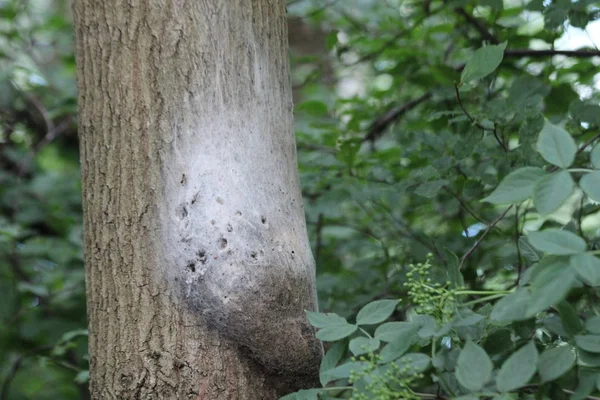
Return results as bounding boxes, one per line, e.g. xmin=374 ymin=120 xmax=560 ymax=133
xmin=1 ymin=0 xmax=600 ymax=399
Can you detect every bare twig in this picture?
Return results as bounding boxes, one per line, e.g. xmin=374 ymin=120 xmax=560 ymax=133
xmin=455 ymin=7 xmax=499 ymax=44
xmin=364 ymin=92 xmax=433 ymax=142
xmin=444 ymin=187 xmax=488 ymax=225
xmin=454 ymin=84 xmax=508 ymax=151
xmin=504 ymin=49 xmax=600 ymax=58
xmin=459 ymin=206 xmax=513 ymax=271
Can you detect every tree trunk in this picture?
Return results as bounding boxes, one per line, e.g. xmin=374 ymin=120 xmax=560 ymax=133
xmin=73 ymin=1 xmax=321 ymax=399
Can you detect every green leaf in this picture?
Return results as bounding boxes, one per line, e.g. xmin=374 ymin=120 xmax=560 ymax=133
xmin=571 ymin=253 xmax=600 ymax=286
xmin=356 ymin=299 xmax=398 ymax=325
xmin=555 ymin=301 xmax=584 ymax=337
xmin=306 ymin=311 xmax=349 ymax=328
xmin=491 ymin=289 xmax=531 ymax=323
xmin=532 ymin=171 xmax=575 ymax=215
xmin=527 ymin=262 xmax=577 ymax=316
xmin=538 ymin=346 xmax=576 ymax=382
xmin=576 ymin=335 xmax=600 ymax=353
xmin=320 ymin=361 xmax=369 ymax=383
xmin=320 ymin=341 xmax=346 ymax=386
xmin=455 ymin=341 xmax=493 ymax=391
xmin=591 ymin=144 xmax=600 ymax=169
xmin=536 ymin=120 xmax=577 ymax=168
xmin=296 ymin=100 xmax=328 ymax=117
xmin=586 ymin=316 xmax=600 ymax=334
xmin=527 ymin=230 xmax=586 ymax=255
xmin=480 ymin=0 xmax=503 ymax=10
xmin=570 ymin=369 xmax=597 ymax=400
xmin=445 ymin=249 xmax=464 ymax=289
xmin=460 ymin=42 xmax=507 ymax=84
xmin=496 ymin=341 xmax=538 ymax=392
xmin=349 ymin=337 xmax=380 ymax=356
xmin=414 ymin=179 xmax=448 ymax=198
xmin=482 ymin=167 xmax=546 ymax=204
xmin=580 ymin=171 xmax=600 ymax=203
xmin=379 ymin=331 xmax=416 ymax=363
xmin=395 ymin=353 xmax=431 ymax=373
xmin=74 ymin=370 xmax=89 ymax=384
xmin=375 ymin=321 xmax=418 ymax=342
xmin=315 ymin=323 xmax=358 ymax=342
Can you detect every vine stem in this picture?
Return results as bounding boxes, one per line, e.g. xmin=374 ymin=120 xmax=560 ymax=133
xmin=462 ymin=293 xmax=509 ymax=307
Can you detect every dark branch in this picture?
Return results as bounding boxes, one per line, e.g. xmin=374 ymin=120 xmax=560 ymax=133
xmin=459 ymin=206 xmax=513 ymax=271
xmin=504 ymin=49 xmax=600 ymax=58
xmin=364 ymin=92 xmax=432 ymax=142
xmin=455 ymin=8 xmax=499 ymax=44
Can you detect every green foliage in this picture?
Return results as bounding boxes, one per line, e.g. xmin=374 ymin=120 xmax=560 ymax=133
xmin=285 ymin=0 xmax=600 ymax=398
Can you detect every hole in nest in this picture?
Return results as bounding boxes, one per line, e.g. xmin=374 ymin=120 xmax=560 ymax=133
xmin=250 ymin=251 xmax=258 ymax=259
xmin=186 ymin=262 xmax=196 ymax=273
xmin=218 ymin=238 xmax=228 ymax=249
xmin=226 ymin=223 xmax=233 ymax=232
xmin=261 ymin=215 xmax=267 ymax=224
xmin=198 ymin=250 xmax=207 ymax=264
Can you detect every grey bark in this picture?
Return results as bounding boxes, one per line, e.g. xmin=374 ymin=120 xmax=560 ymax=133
xmin=73 ymin=1 xmax=321 ymax=399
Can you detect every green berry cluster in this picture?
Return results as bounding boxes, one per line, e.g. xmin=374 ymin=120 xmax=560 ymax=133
xmin=403 ymin=254 xmax=459 ymax=323
xmin=349 ymin=354 xmax=424 ymax=400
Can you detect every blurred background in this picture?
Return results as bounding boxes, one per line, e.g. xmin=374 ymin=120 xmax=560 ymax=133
xmin=1 ymin=0 xmax=599 ymax=398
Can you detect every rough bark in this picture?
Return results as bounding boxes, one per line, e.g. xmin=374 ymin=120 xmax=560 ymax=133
xmin=73 ymin=1 xmax=321 ymax=399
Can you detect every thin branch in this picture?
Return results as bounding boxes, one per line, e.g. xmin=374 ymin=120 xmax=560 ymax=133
xmin=444 ymin=187 xmax=488 ymax=225
xmin=364 ymin=92 xmax=433 ymax=142
xmin=504 ymin=49 xmax=600 ymax=58
xmin=455 ymin=7 xmax=499 ymax=44
xmin=459 ymin=206 xmax=513 ymax=271
xmin=454 ymin=84 xmax=508 ymax=151
xmin=577 ymin=133 xmax=600 ymax=155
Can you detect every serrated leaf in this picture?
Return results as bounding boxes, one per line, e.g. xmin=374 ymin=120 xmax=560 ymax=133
xmin=538 ymin=346 xmax=576 ymax=382
xmin=491 ymin=289 xmax=531 ymax=323
xmin=576 ymin=335 xmax=600 ymax=353
xmin=375 ymin=322 xmax=418 ymax=342
xmin=536 ymin=120 xmax=577 ymax=168
xmin=356 ymin=299 xmax=398 ymax=325
xmin=527 ymin=230 xmax=586 ymax=255
xmin=349 ymin=337 xmax=380 ymax=356
xmin=414 ymin=179 xmax=448 ymax=198
xmin=591 ymin=144 xmax=600 ymax=169
xmin=586 ymin=316 xmax=600 ymax=334
xmin=519 ymin=236 xmax=541 ymax=262
xmin=580 ymin=171 xmax=600 ymax=203
xmin=460 ymin=42 xmax=507 ymax=84
xmin=527 ymin=262 xmax=577 ymax=316
xmin=496 ymin=341 xmax=538 ymax=392
xmin=455 ymin=341 xmax=493 ymax=391
xmin=532 ymin=171 xmax=575 ymax=215
xmin=316 ymin=324 xmax=358 ymax=342
xmin=482 ymin=167 xmax=546 ymax=204
xmin=571 ymin=253 xmax=600 ymax=286
xmin=320 ymin=341 xmax=346 ymax=386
